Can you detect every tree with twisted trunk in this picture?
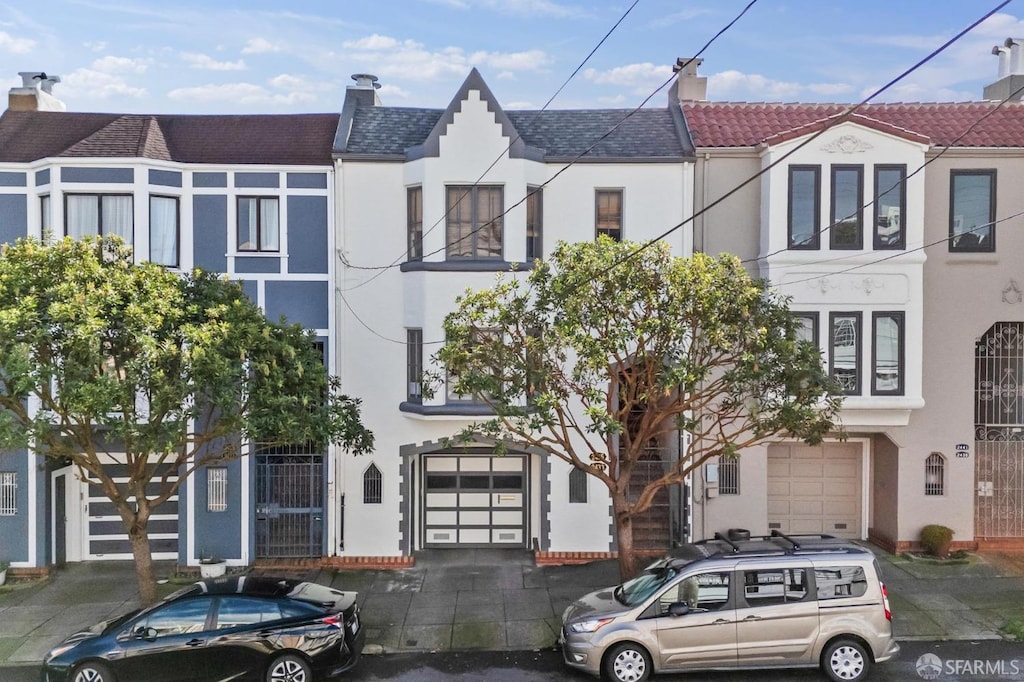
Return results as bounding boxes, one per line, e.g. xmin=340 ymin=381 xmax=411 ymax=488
xmin=438 ymin=237 xmax=842 ymax=580
xmin=0 ymin=237 xmax=373 ymax=605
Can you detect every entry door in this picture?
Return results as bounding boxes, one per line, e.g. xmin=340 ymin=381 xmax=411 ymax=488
xmin=51 ymin=465 xmax=83 ymax=564
xmin=54 ymin=474 xmax=66 ymax=566
xmin=255 ymin=453 xmax=324 ymax=558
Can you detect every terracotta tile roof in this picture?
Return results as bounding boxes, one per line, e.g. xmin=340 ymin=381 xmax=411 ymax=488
xmin=682 ymin=101 xmax=1024 ymax=148
xmin=0 ymin=111 xmax=340 ymax=165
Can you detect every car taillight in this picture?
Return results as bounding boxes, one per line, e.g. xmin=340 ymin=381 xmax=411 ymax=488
xmin=881 ymin=582 xmax=892 ymax=621
xmin=320 ymin=614 xmax=342 ymax=627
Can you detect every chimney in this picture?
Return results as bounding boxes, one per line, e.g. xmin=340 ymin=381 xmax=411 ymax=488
xmin=345 ymin=73 xmax=382 ymax=108
xmin=8 ymin=71 xmax=65 ymax=112
xmin=983 ymin=39 xmax=1024 ymax=102
xmin=669 ymin=57 xmax=707 ymax=103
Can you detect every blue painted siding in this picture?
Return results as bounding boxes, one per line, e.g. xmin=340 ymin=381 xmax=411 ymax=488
xmin=193 ymin=195 xmax=228 ymax=273
xmin=286 ymin=173 xmax=328 ymax=189
xmin=178 ymin=461 xmax=188 ymax=565
xmin=265 ymin=281 xmax=328 ymax=328
xmin=35 ymin=169 xmax=50 ymax=186
xmin=235 ymin=173 xmax=279 ymax=188
xmin=149 ymin=169 xmax=182 ymax=188
xmin=0 ymin=172 xmax=27 ymax=187
xmin=287 ymin=196 xmax=329 ymax=274
xmin=0 ymin=195 xmax=27 ymax=245
xmin=238 ymin=279 xmax=258 ymax=303
xmin=192 ymin=459 xmax=243 ymax=561
xmin=234 ymin=257 xmax=281 ymax=274
xmin=193 ymin=172 xmax=227 ymax=188
xmin=0 ymin=450 xmax=30 ymax=563
xmin=35 ymin=461 xmax=47 ymax=565
xmin=61 ymin=167 xmax=134 ymax=184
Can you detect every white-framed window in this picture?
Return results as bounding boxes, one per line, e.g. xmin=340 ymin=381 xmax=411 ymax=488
xmin=65 ymin=193 xmax=134 ymax=244
xmin=150 ymin=195 xmax=180 ymax=267
xmin=237 ymin=196 xmax=280 ymax=252
xmin=718 ymin=456 xmax=739 ymax=495
xmin=207 ymin=467 xmax=228 ymax=512
xmin=0 ymin=472 xmax=16 ymax=515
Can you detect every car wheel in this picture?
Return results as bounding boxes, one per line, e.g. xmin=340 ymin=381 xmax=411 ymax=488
xmin=822 ymin=638 xmax=872 ymax=682
xmin=602 ymin=642 xmax=652 ymax=682
xmin=266 ymin=653 xmax=313 ymax=682
xmin=72 ymin=662 xmax=116 ymax=682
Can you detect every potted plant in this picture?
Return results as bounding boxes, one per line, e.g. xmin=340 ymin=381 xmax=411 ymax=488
xmin=198 ymin=553 xmax=226 ymax=579
xmin=0 ymin=560 xmax=9 ymax=586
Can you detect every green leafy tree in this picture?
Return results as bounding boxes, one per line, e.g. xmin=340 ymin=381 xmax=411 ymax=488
xmin=0 ymin=237 xmax=373 ymax=605
xmin=439 ymin=237 xmax=842 ymax=579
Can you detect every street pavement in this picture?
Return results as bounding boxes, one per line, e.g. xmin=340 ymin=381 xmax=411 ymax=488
xmin=0 ymin=545 xmax=1022 ymax=668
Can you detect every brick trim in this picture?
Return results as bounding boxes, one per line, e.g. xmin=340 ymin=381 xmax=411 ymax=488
xmin=322 ymin=556 xmax=415 ymax=570
xmin=7 ymin=566 xmax=51 ymax=579
xmin=534 ymin=550 xmax=616 ymax=565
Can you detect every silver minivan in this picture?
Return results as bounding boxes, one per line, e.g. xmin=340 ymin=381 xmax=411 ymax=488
xmin=560 ymin=531 xmax=899 ymax=682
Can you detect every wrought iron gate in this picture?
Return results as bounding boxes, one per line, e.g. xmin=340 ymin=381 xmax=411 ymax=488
xmin=255 ymin=450 xmax=324 ymax=558
xmin=975 ymin=322 xmax=1024 ymax=538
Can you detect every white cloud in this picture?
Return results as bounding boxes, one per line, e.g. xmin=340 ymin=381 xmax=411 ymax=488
xmin=649 ymin=8 xmax=712 ymax=28
xmin=92 ymin=56 xmax=151 ymax=74
xmin=241 ymin=38 xmax=282 ymax=54
xmin=268 ymin=74 xmax=306 ymax=90
xmin=0 ymin=31 xmax=34 ymax=53
xmin=377 ymin=83 xmax=410 ymax=100
xmin=181 ymin=53 xmax=246 ymax=71
xmin=61 ymin=68 xmax=147 ymax=100
xmin=342 ymin=34 xmax=403 ymax=50
xmin=584 ymin=63 xmax=674 ymax=87
xmin=420 ymin=0 xmax=581 ymax=15
xmin=707 ymin=70 xmax=854 ymax=102
xmin=470 ymin=49 xmax=551 ymax=71
xmin=84 ymin=41 xmax=108 ymax=52
xmin=168 ymin=82 xmax=316 ymax=106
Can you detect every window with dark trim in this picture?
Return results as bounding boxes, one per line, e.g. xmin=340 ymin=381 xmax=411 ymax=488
xmin=65 ymin=193 xmax=134 ymax=244
xmin=596 ymin=189 xmax=623 ymax=241
xmin=569 ymin=467 xmax=587 ymax=503
xmin=925 ymin=453 xmax=945 ymax=496
xmin=407 ymin=186 xmax=423 ymax=261
xmin=874 ymin=165 xmax=906 ymax=249
xmin=446 ymin=186 xmax=503 ymax=259
xmin=718 ymin=456 xmax=739 ymax=495
xmin=949 ymin=170 xmax=996 ymax=252
xmin=407 ymin=329 xmax=423 ymax=404
xmin=830 ymin=165 xmax=863 ymax=250
xmin=237 ymin=196 xmax=279 ymax=252
xmin=363 ymin=463 xmax=382 ymax=504
xmin=788 ymin=166 xmax=820 ymax=249
xmin=829 ymin=312 xmax=861 ymax=395
xmin=792 ymin=312 xmax=819 ymax=346
xmin=150 ymin=195 xmax=180 ymax=267
xmin=526 ymin=186 xmax=542 ymax=260
xmin=872 ymin=312 xmax=904 ymax=395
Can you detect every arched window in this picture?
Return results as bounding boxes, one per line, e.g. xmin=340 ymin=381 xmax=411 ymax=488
xmin=925 ymin=453 xmax=945 ymax=496
xmin=363 ymin=463 xmax=382 ymax=504
xmin=569 ymin=467 xmax=587 ymax=504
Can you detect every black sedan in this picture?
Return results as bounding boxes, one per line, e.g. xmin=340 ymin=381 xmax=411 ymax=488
xmin=41 ymin=575 xmax=364 ymax=682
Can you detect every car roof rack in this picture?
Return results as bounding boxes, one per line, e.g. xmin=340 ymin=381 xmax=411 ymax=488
xmin=672 ymin=531 xmax=864 ymax=564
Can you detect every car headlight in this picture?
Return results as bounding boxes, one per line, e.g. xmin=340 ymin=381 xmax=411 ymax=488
xmin=45 ymin=642 xmax=79 ymax=660
xmin=568 ymin=617 xmax=613 ymax=634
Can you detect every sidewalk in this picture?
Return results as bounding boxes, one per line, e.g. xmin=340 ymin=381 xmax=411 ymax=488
xmin=0 ymin=546 xmax=1022 ymax=666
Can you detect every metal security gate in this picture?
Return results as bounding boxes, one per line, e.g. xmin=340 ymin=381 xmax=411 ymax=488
xmin=975 ymin=322 xmax=1024 ymax=538
xmin=255 ymin=450 xmax=324 ymax=558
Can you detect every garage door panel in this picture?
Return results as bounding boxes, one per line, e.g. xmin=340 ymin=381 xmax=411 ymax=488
xmin=767 ymin=445 xmax=861 ymax=539
xmin=460 ymin=458 xmax=491 ymax=472
xmin=459 ymin=529 xmax=490 ymax=543
xmin=426 ymin=511 xmax=457 ymax=525
xmin=767 ymin=480 xmax=790 ymax=496
xmin=427 ymin=529 xmax=457 ymax=543
xmin=767 ymin=500 xmax=790 ymax=515
xmin=790 ymin=462 xmax=824 ymax=477
xmin=459 ymin=511 xmax=491 ymax=525
xmin=492 ymin=458 xmax=523 ymax=472
xmin=427 ymin=457 xmax=459 ymax=472
xmin=459 ymin=493 xmax=490 ymax=506
xmin=426 ymin=493 xmax=457 ymax=507
xmin=790 ymin=480 xmax=823 ymax=496
xmin=424 ymin=455 xmax=527 ymax=548
xmin=492 ymin=529 xmax=522 ymax=543
xmin=792 ymin=500 xmax=823 ymax=515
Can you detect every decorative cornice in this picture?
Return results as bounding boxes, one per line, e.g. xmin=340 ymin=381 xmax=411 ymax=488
xmin=821 ymin=135 xmax=873 ymax=153
xmin=1003 ymin=279 xmax=1023 ymax=304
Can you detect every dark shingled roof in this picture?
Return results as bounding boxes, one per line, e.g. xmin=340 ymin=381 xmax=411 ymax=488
xmin=341 ymin=106 xmax=689 ymax=160
xmin=683 ymin=101 xmax=1024 ymax=148
xmin=0 ymin=111 xmax=341 ymax=165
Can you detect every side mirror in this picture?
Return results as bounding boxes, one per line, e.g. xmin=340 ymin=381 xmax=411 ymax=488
xmin=668 ymin=602 xmax=690 ymax=617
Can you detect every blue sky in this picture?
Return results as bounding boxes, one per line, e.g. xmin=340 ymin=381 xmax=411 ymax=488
xmin=2 ymin=0 xmax=1023 ymax=114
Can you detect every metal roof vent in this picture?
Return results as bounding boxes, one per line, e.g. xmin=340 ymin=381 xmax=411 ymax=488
xmin=351 ymin=74 xmax=381 ymax=90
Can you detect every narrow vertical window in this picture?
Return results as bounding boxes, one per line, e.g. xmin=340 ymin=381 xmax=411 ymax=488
xmin=0 ymin=472 xmax=16 ymax=515
xmin=792 ymin=312 xmax=819 ymax=346
xmin=872 ymin=312 xmax=904 ymax=395
xmin=788 ymin=166 xmax=820 ymax=249
xmin=407 ymin=329 xmax=423 ymax=404
xmin=949 ymin=170 xmax=996 ymax=252
xmin=363 ymin=463 xmax=382 ymax=504
xmin=830 ymin=165 xmax=863 ymax=249
xmin=407 ymin=186 xmax=423 ymax=262
xmin=526 ymin=186 xmax=542 ymax=260
xmin=207 ymin=467 xmax=227 ymax=512
xmin=830 ymin=312 xmax=861 ymax=395
xmin=925 ymin=453 xmax=945 ymax=496
xmin=237 ymin=197 xmax=279 ymax=252
xmin=569 ymin=467 xmax=588 ymax=503
xmin=40 ymin=195 xmax=50 ymax=235
xmin=595 ymin=189 xmax=623 ymax=241
xmin=874 ymin=165 xmax=905 ymax=249
xmin=150 ymin=195 xmax=180 ymax=267
xmin=718 ymin=456 xmax=739 ymax=495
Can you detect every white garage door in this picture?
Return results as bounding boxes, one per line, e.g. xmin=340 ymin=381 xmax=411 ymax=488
xmin=767 ymin=443 xmax=862 ymax=539
xmin=423 ymin=455 xmax=527 ymax=548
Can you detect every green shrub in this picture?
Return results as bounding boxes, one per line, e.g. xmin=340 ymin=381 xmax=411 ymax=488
xmin=1002 ymin=618 xmax=1024 ymax=641
xmin=920 ymin=524 xmax=954 ymax=557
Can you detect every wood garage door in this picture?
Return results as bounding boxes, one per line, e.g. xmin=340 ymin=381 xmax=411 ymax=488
xmin=767 ymin=443 xmax=862 ymax=539
xmin=423 ymin=455 xmax=527 ymax=548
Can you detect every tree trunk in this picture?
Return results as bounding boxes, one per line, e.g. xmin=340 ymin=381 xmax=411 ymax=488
xmin=127 ymin=518 xmax=158 ymax=607
xmin=613 ymin=495 xmax=639 ymax=581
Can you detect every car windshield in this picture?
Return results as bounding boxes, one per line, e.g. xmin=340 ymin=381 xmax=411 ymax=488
xmin=615 ymin=561 xmax=679 ymax=606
